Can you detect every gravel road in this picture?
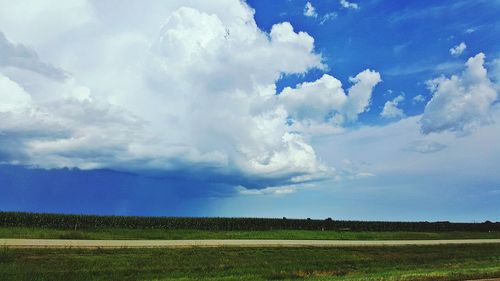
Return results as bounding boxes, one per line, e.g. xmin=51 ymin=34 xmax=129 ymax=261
xmin=2 ymin=238 xmax=500 ymax=248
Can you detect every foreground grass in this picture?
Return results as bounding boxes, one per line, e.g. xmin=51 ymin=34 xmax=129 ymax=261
xmin=1 ymin=244 xmax=499 ymax=280
xmin=1 ymin=227 xmax=500 ymax=240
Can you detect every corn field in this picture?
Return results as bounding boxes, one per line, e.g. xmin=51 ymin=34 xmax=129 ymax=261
xmin=0 ymin=212 xmax=498 ymax=232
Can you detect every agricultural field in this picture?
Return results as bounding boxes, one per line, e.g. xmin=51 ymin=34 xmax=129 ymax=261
xmin=1 ymin=212 xmax=499 ymax=240
xmin=1 ymin=212 xmax=499 ymax=241
xmin=1 ymin=212 xmax=499 ymax=232
xmin=1 ymin=244 xmax=500 ymax=281
xmin=2 ymin=212 xmax=499 ymax=280
xmin=2 ymin=227 xmax=500 ymax=240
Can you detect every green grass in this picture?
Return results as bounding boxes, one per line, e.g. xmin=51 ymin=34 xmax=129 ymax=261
xmin=1 ymin=227 xmax=500 ymax=240
xmin=1 ymin=244 xmax=499 ymax=280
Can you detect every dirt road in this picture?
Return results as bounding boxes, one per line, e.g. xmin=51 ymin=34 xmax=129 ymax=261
xmin=2 ymin=238 xmax=500 ymax=248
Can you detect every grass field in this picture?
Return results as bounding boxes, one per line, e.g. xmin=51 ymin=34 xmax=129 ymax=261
xmin=1 ymin=227 xmax=500 ymax=240
xmin=2 ymin=213 xmax=499 ymax=280
xmin=1 ymin=244 xmax=499 ymax=281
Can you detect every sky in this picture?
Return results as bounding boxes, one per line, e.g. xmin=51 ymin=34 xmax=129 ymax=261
xmin=0 ymin=0 xmax=499 ymax=221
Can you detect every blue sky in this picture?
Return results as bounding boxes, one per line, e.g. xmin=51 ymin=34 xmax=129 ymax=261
xmin=0 ymin=0 xmax=499 ymax=221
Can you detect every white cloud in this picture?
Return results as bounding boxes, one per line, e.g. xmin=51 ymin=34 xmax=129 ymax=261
xmin=0 ymin=74 xmax=32 ymax=112
xmin=0 ymin=0 xmax=94 ymax=48
xmin=340 ymin=0 xmax=359 ymax=10
xmin=237 ymin=184 xmax=301 ymax=196
xmin=304 ymin=2 xmax=317 ymax=18
xmin=279 ymin=75 xmax=347 ymax=122
xmin=450 ymin=42 xmax=467 ymax=57
xmin=465 ymin=27 xmax=477 ymax=34
xmin=385 ymin=61 xmax=462 ymax=76
xmin=319 ymin=12 xmax=337 ymax=25
xmin=278 ymin=70 xmax=381 ymax=135
xmin=343 ymin=70 xmax=382 ymax=119
xmin=0 ymin=1 xmax=343 ymax=189
xmin=412 ymin=94 xmax=426 ymax=103
xmin=421 ymin=53 xmax=498 ymax=135
xmin=303 ymin=2 xmax=336 ymax=25
xmin=381 ymin=95 xmax=405 ymax=119
xmin=315 ymin=107 xmax=500 ymax=186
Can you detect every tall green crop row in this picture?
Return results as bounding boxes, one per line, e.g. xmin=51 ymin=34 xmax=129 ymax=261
xmin=0 ymin=212 xmax=498 ymax=232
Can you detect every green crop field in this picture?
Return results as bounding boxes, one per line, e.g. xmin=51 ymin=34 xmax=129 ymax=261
xmin=1 ymin=244 xmax=500 ymax=281
xmin=1 ymin=212 xmax=499 ymax=232
xmin=1 ymin=211 xmax=499 ymax=241
xmin=2 ymin=211 xmax=499 ymax=280
xmin=1 ymin=227 xmax=500 ymax=240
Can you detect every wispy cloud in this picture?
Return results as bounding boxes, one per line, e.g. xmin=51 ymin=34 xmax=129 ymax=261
xmin=320 ymin=12 xmax=337 ymax=25
xmin=404 ymin=140 xmax=447 ymax=154
xmin=340 ymin=0 xmax=359 ymax=10
xmin=389 ymin=0 xmax=492 ymax=23
xmin=0 ymin=32 xmax=68 ymax=81
xmin=384 ymin=61 xmax=463 ymax=76
xmin=303 ymin=2 xmax=336 ymax=24
xmin=465 ymin=27 xmax=477 ymax=34
xmin=237 ymin=185 xmax=302 ymax=196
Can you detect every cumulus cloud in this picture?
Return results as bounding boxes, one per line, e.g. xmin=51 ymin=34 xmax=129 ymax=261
xmin=381 ymin=95 xmax=405 ymax=119
xmin=304 ymin=2 xmax=317 ymax=18
xmin=343 ymin=70 xmax=382 ymax=119
xmin=0 ymin=0 xmax=360 ymax=191
xmin=0 ymin=69 xmax=143 ymax=170
xmin=278 ymin=71 xmax=381 ymax=135
xmin=450 ymin=42 xmax=466 ymax=57
xmin=340 ymin=0 xmax=359 ymax=10
xmin=421 ymin=53 xmax=498 ymax=135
